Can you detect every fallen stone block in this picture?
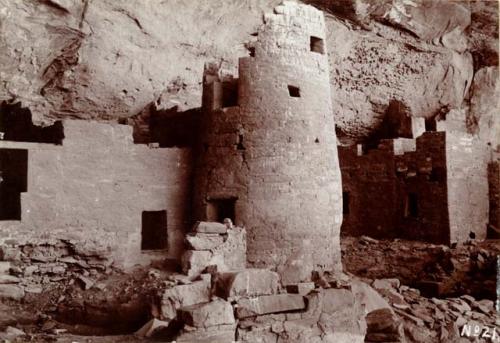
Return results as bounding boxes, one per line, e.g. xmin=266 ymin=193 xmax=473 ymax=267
xmin=160 ymin=278 xmax=211 ymax=320
xmin=181 ymin=250 xmax=212 ymax=277
xmin=0 ymin=262 xmax=11 ymax=275
xmin=186 ymin=233 xmax=224 ymax=250
xmin=365 ymin=308 xmax=405 ymax=343
xmin=0 ymin=275 xmax=20 ymax=284
xmin=237 ymin=326 xmax=278 ymax=343
xmin=286 ymin=282 xmax=315 ymax=295
xmin=178 ymin=298 xmax=235 ymax=328
xmin=0 ymin=326 xmax=26 ymax=341
xmin=193 ymin=221 xmax=227 ymax=234
xmin=351 ymin=280 xmax=391 ymax=314
xmin=216 ymin=269 xmax=279 ymax=300
xmin=210 ymin=227 xmax=246 ymax=271
xmin=77 ymin=276 xmax=94 ymax=290
xmin=236 ymin=294 xmax=306 ymax=318
xmin=135 ymin=318 xmax=170 ymax=338
xmin=176 ymin=323 xmax=236 ymax=343
xmin=372 ymin=278 xmax=400 ymax=291
xmin=0 ymin=284 xmax=24 ymax=300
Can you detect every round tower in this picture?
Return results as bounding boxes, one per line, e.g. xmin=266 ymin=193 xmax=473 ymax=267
xmin=193 ymin=1 xmax=343 ymax=284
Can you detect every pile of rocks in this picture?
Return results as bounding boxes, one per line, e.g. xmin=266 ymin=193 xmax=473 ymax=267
xmin=343 ymin=236 xmax=500 ymax=299
xmin=141 ymin=222 xmax=393 ymax=342
xmin=0 ymin=238 xmax=114 ymax=301
xmin=369 ymin=277 xmax=499 ymax=342
xmin=181 ymin=221 xmax=246 ymax=276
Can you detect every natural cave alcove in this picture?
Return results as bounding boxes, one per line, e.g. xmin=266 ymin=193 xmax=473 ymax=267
xmin=0 ymin=101 xmax=64 ymax=145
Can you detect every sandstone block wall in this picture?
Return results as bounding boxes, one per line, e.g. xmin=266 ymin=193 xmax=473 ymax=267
xmin=488 ymin=161 xmax=499 ymax=237
xmin=193 ymin=2 xmax=343 ymax=283
xmin=339 ymin=133 xmax=450 ymax=243
xmin=0 ymin=120 xmax=192 ymax=268
xmin=339 ymin=121 xmax=490 ymax=245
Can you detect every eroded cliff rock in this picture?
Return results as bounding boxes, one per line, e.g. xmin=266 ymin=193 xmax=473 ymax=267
xmin=0 ymin=0 xmax=497 ymax=142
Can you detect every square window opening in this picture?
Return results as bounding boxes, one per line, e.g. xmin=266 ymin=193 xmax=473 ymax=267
xmin=310 ymin=36 xmax=325 ymax=54
xmin=207 ymin=198 xmax=236 ymax=223
xmin=288 ymin=85 xmax=301 ymax=98
xmin=141 ymin=210 xmax=168 ymax=250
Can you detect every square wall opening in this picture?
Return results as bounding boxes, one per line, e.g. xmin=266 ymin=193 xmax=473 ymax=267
xmin=141 ymin=210 xmax=168 ymax=250
xmin=288 ymin=85 xmax=301 ymax=98
xmin=310 ymin=36 xmax=325 ymax=54
xmin=207 ymin=198 xmax=236 ymax=223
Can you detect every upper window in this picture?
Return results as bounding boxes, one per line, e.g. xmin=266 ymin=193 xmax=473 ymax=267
xmin=288 ymin=85 xmax=301 ymax=98
xmin=310 ymin=36 xmax=325 ymax=54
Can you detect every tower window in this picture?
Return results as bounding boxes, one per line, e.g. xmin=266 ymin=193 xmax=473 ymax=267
xmin=288 ymin=85 xmax=301 ymax=98
xmin=141 ymin=210 xmax=168 ymax=250
xmin=207 ymin=198 xmax=236 ymax=223
xmin=343 ymin=192 xmax=350 ymax=215
xmin=310 ymin=36 xmax=325 ymax=54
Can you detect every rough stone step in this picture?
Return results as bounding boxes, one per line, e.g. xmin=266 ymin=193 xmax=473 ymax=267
xmin=178 ymin=299 xmax=235 ymax=328
xmin=0 ymin=275 xmax=20 ymax=284
xmin=0 ymin=285 xmax=24 ymax=301
xmin=216 ymin=269 xmax=280 ymax=300
xmin=192 ymin=221 xmax=227 ymax=234
xmin=160 ymin=276 xmax=211 ymax=320
xmin=0 ymin=262 xmax=11 ymax=275
xmin=186 ymin=233 xmax=224 ymax=250
xmin=236 ymin=294 xmax=306 ymax=318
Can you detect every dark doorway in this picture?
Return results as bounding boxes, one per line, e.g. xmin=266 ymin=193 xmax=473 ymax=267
xmin=405 ymin=193 xmax=419 ymax=218
xmin=141 ymin=210 xmax=168 ymax=250
xmin=0 ymin=148 xmax=28 ymax=220
xmin=207 ymin=198 xmax=236 ymax=223
xmin=342 ymin=192 xmax=350 ymax=215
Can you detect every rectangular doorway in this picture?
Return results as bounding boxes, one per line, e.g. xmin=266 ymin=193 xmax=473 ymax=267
xmin=141 ymin=210 xmax=168 ymax=250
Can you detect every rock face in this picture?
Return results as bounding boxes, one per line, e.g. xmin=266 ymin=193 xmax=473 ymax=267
xmin=0 ymin=0 xmax=496 ymax=143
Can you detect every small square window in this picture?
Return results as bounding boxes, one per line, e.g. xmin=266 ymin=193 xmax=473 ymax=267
xmin=310 ymin=36 xmax=325 ymax=54
xmin=288 ymin=85 xmax=301 ymax=98
xmin=207 ymin=198 xmax=236 ymax=223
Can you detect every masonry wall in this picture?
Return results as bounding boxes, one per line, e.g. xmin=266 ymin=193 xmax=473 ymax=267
xmin=193 ymin=2 xmax=343 ymax=283
xmin=339 ymin=133 xmax=450 ymax=243
xmin=0 ymin=120 xmax=192 ymax=268
xmin=488 ymin=161 xmax=500 ymax=237
xmin=445 ymin=132 xmax=489 ymax=242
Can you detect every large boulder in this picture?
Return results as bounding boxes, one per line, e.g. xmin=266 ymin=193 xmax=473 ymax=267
xmin=216 ymin=269 xmax=280 ymax=300
xmin=159 ymin=277 xmax=211 ymax=320
xmin=178 ymin=299 xmax=235 ymax=328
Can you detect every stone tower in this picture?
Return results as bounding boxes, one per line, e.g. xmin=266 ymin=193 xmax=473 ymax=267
xmin=193 ymin=1 xmax=343 ymax=284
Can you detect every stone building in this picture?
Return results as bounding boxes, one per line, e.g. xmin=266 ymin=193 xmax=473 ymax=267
xmin=192 ymin=2 xmax=343 ymax=284
xmin=0 ymin=104 xmax=192 ymax=268
xmin=339 ymin=110 xmax=491 ymax=244
xmin=0 ymin=2 xmax=343 ymax=280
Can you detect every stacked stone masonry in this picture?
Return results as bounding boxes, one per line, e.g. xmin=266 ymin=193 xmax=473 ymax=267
xmin=0 ymin=120 xmax=192 ymax=268
xmin=339 ymin=111 xmax=490 ymax=244
xmin=192 ymin=0 xmax=343 ymax=283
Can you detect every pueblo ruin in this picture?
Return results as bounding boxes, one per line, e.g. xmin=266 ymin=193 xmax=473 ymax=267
xmin=0 ymin=1 xmax=498 ymax=342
